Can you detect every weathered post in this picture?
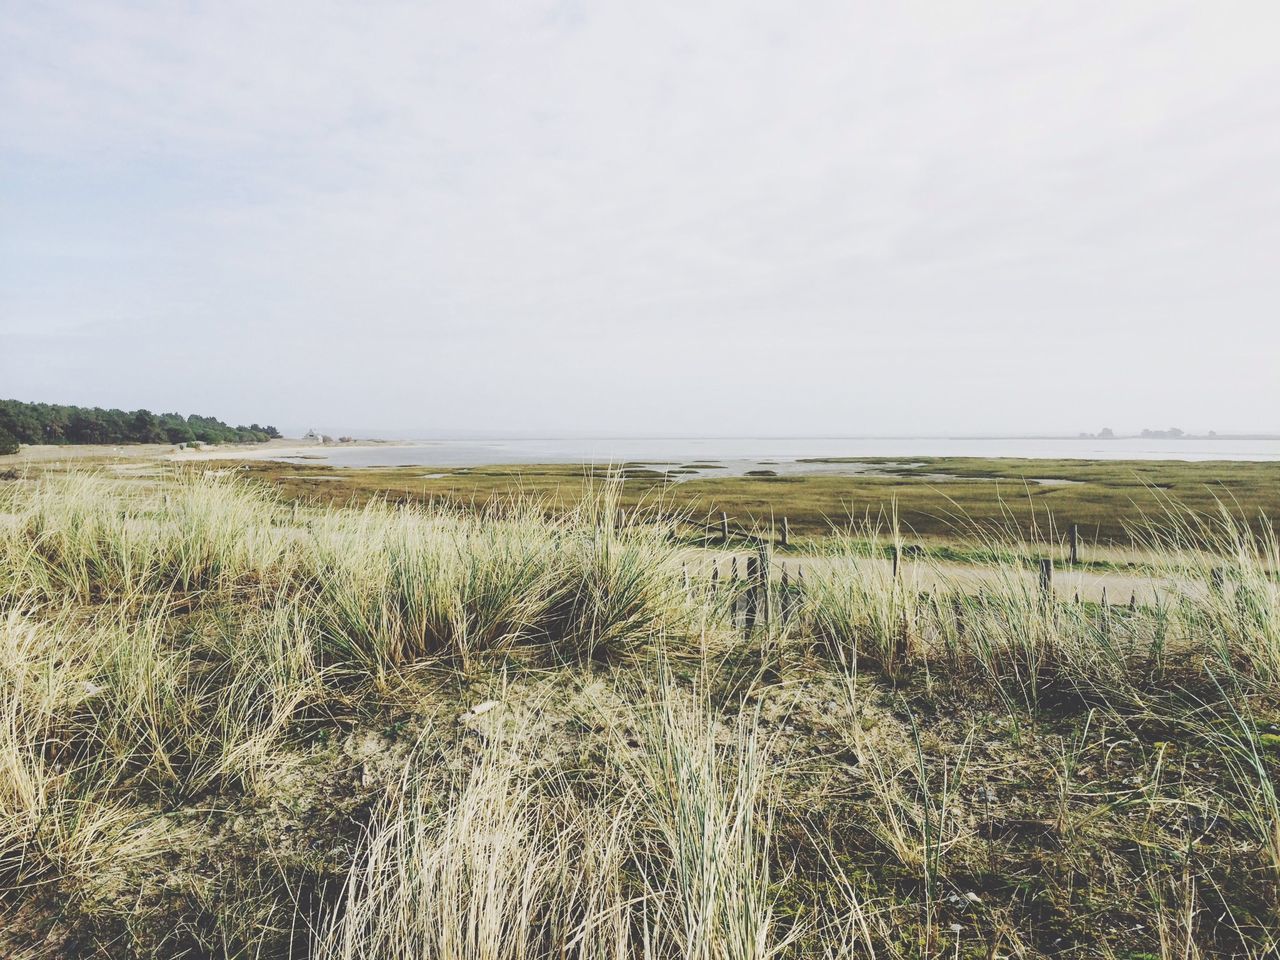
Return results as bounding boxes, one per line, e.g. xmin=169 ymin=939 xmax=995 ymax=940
xmin=616 ymin=508 xmax=625 ymax=530
xmin=1129 ymin=591 xmax=1137 ymax=612
xmin=710 ymin=563 xmax=720 ymax=593
xmin=731 ymin=556 xmax=739 ymax=583
xmin=1039 ymin=558 xmax=1053 ymax=599
xmin=745 ymin=554 xmax=759 ymax=632
xmin=757 ymin=542 xmax=772 ymax=631
xmin=780 ymin=563 xmax=790 ymax=621
xmin=1210 ymin=567 xmax=1225 ymax=595
xmin=780 ymin=517 xmax=790 ymax=548
xmin=1069 ymin=523 xmax=1079 ymax=565
xmin=720 ymin=511 xmax=730 ymax=545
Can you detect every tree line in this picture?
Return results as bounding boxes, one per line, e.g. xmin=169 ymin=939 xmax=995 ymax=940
xmin=0 ymin=399 xmax=280 ymax=454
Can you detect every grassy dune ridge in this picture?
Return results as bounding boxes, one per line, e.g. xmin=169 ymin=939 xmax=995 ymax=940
xmin=1 ymin=472 xmax=1278 ymax=958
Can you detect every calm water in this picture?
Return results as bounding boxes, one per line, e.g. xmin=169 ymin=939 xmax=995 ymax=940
xmin=270 ymin=436 xmax=1280 ymax=477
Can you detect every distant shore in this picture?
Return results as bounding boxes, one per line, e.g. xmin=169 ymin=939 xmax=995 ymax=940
xmin=0 ymin=437 xmax=394 ymax=464
xmin=6 ymin=434 xmax=1280 ymax=470
xmin=170 ymin=437 xmax=398 ymax=462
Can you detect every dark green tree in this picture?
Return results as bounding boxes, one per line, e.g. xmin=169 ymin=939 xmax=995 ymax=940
xmin=130 ymin=409 xmax=167 ymax=443
xmin=0 ymin=399 xmax=276 ymax=446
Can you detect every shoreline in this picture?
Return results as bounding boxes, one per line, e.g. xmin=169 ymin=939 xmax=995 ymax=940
xmin=0 ymin=438 xmax=398 ymax=465
xmin=6 ymin=435 xmax=1280 ymax=470
xmin=170 ymin=438 xmax=403 ymax=462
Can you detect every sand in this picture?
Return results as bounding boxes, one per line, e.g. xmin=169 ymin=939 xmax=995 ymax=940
xmin=0 ymin=438 xmax=392 ymax=465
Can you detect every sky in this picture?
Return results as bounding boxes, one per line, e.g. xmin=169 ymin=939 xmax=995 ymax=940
xmin=2 ymin=1 xmax=1279 ymax=438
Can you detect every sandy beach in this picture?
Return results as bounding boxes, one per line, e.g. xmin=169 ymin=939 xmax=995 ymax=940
xmin=0 ymin=437 xmax=394 ymax=465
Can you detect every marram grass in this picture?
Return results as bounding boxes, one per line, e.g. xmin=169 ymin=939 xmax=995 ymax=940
xmin=0 ymin=470 xmax=1277 ymax=959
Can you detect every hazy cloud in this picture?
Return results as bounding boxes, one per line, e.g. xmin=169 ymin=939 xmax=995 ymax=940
xmin=3 ymin=0 xmax=1278 ymax=435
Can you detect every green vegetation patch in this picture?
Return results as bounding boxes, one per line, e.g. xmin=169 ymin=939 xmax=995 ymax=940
xmin=212 ymin=455 xmax=1280 ymax=547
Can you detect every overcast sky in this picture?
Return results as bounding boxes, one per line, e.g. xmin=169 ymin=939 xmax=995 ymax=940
xmin=2 ymin=1 xmax=1278 ymax=437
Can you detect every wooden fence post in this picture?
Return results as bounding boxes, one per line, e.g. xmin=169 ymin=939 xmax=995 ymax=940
xmin=794 ymin=564 xmax=805 ymax=621
xmin=744 ymin=554 xmax=759 ymax=632
xmin=780 ymin=517 xmax=790 ymax=548
xmin=1038 ymin=558 xmax=1053 ymax=599
xmin=757 ymin=543 xmax=772 ymax=631
xmin=1069 ymin=523 xmax=1079 ymax=565
xmin=780 ymin=563 xmax=790 ymax=620
xmin=720 ymin=512 xmax=730 ymax=545
xmin=891 ymin=545 xmax=900 ymax=580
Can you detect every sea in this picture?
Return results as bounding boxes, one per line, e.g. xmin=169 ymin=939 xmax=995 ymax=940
xmin=264 ymin=436 xmax=1280 ymax=479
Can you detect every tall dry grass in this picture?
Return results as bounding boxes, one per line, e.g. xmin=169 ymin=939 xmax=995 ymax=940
xmin=316 ymin=728 xmax=636 ymax=960
xmin=0 ymin=608 xmax=167 ymax=901
xmin=627 ymin=670 xmax=783 ymax=960
xmin=2 ymin=471 xmax=1278 ymax=957
xmin=804 ymin=526 xmax=920 ymax=679
xmin=0 ymin=472 xmax=290 ymax=603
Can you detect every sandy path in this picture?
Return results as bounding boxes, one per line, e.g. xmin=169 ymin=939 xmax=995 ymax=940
xmin=690 ymin=549 xmax=1199 ymax=605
